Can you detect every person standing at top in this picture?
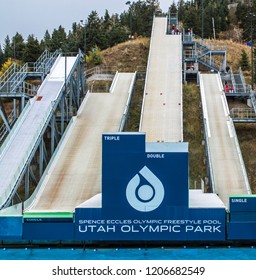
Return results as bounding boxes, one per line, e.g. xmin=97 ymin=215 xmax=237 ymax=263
xmin=171 ymin=24 xmax=175 ymax=35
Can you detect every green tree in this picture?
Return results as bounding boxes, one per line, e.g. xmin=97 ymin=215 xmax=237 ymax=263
xmin=169 ymin=1 xmax=178 ymax=15
xmin=3 ymin=36 xmax=12 ymax=59
xmin=240 ymin=49 xmax=250 ymax=71
xmin=86 ymin=46 xmax=103 ymax=65
xmin=120 ymin=1 xmax=156 ymax=37
xmin=11 ymin=32 xmax=25 ymax=60
xmin=86 ymin=11 xmax=108 ymax=51
xmin=23 ymin=35 xmax=41 ymax=62
xmin=0 ymin=45 xmax=4 ymax=67
xmin=178 ymin=0 xmax=230 ymax=38
xmin=108 ymin=15 xmax=128 ymax=47
xmin=41 ymin=30 xmax=51 ymax=50
xmin=236 ymin=1 xmax=256 ymax=41
xmin=51 ymin=25 xmax=67 ymax=51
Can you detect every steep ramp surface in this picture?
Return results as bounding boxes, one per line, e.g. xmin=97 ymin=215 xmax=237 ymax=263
xmin=140 ymin=17 xmax=183 ymax=142
xmin=200 ymin=73 xmax=250 ymax=207
xmin=0 ymin=56 xmax=78 ymax=208
xmin=25 ymin=73 xmax=135 ymax=213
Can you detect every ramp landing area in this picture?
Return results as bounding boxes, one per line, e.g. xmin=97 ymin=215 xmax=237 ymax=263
xmin=200 ymin=73 xmax=249 ymax=207
xmin=25 ymin=73 xmax=135 ymax=213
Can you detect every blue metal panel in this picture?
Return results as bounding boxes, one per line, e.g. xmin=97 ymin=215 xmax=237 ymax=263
xmin=229 ymin=212 xmax=256 ymax=222
xmin=23 ymin=223 xmax=74 ymax=240
xmin=228 ymin=222 xmax=256 ymax=240
xmin=230 ymin=196 xmax=256 ymax=212
xmin=0 ymin=217 xmax=23 ymax=240
xmin=102 ymin=133 xmax=189 ymax=210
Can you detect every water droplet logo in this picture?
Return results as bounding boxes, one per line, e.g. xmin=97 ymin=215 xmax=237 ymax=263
xmin=126 ymin=166 xmax=164 ymax=212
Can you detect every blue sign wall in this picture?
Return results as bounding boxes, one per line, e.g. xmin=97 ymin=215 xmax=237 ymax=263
xmin=75 ymin=133 xmax=226 ymax=241
xmin=0 ymin=217 xmax=23 ymax=240
xmin=230 ymin=196 xmax=256 ymax=212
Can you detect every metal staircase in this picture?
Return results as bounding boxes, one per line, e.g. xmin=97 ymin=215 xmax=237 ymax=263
xmin=0 ymin=49 xmax=61 ymax=95
xmin=222 ymin=67 xmax=249 ymax=96
xmin=0 ymin=49 xmax=62 ymax=144
xmin=182 ymin=33 xmax=227 ymax=80
xmin=250 ymin=91 xmax=256 ymax=112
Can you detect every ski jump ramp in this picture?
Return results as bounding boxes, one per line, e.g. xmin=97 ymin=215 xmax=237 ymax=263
xmin=139 ymin=17 xmax=183 ymax=142
xmin=25 ymin=72 xmax=136 ymax=213
xmin=0 ymin=55 xmax=79 ymax=209
xmin=199 ymin=73 xmax=250 ymax=207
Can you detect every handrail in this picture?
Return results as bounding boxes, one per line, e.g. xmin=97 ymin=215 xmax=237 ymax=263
xmin=0 ymin=63 xmax=21 ymax=84
xmin=229 ymin=67 xmax=237 ymax=92
xmin=230 ymin=118 xmax=251 ymax=195
xmin=230 ymin=108 xmax=256 ymax=119
xmin=238 ymin=67 xmax=247 ymax=93
xmin=0 ymin=49 xmax=62 ymax=94
xmin=250 ymin=92 xmax=256 ymax=112
xmin=85 ymin=66 xmax=117 ymax=78
xmin=119 ymin=72 xmax=137 ymax=131
xmin=198 ymin=73 xmax=215 ymax=193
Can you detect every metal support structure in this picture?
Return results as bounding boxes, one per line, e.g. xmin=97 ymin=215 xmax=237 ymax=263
xmin=182 ymin=30 xmax=226 ymax=82
xmin=51 ymin=115 xmax=56 ymax=155
xmin=39 ymin=140 xmax=44 ymax=177
xmin=0 ymin=49 xmax=61 ymax=145
xmin=25 ymin=167 xmax=30 ymax=200
xmin=0 ymin=50 xmax=85 ymax=209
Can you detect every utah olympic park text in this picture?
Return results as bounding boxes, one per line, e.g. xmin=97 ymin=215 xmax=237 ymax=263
xmin=78 ymin=219 xmax=222 ymax=233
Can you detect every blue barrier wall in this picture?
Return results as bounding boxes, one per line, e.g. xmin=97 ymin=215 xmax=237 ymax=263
xmin=0 ymin=217 xmax=23 ymax=240
xmin=23 ymin=222 xmax=74 ymax=240
xmin=228 ymin=222 xmax=256 ymax=240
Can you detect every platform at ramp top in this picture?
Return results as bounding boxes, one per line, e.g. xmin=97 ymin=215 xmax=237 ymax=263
xmin=140 ymin=17 xmax=183 ymax=143
xmin=25 ymin=73 xmax=135 ymax=213
xmin=200 ymin=73 xmax=250 ymax=207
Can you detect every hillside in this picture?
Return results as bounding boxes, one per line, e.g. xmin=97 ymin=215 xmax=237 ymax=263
xmin=102 ymin=37 xmax=150 ymax=72
xmin=97 ymin=37 xmax=256 ymax=192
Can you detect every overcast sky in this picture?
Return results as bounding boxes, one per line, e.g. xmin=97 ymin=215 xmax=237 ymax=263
xmin=0 ymin=0 xmax=175 ymax=46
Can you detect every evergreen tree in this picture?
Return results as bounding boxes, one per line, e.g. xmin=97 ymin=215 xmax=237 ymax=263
xmin=51 ymin=26 xmax=67 ymax=51
xmin=236 ymin=1 xmax=256 ymax=41
xmin=240 ymin=49 xmax=250 ymax=71
xmin=23 ymin=35 xmax=41 ymax=62
xmin=169 ymin=1 xmax=178 ymax=15
xmin=41 ymin=30 xmax=52 ymax=50
xmin=86 ymin=11 xmax=107 ymax=51
xmin=11 ymin=32 xmax=25 ymax=60
xmin=3 ymin=36 xmax=12 ymax=59
xmin=120 ymin=1 xmax=156 ymax=37
xmin=103 ymin=10 xmax=111 ymax=31
xmin=178 ymin=0 xmax=229 ymax=38
xmin=108 ymin=15 xmax=128 ymax=47
xmin=0 ymin=45 xmax=4 ymax=67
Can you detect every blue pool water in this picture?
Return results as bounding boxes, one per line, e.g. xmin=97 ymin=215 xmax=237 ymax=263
xmin=0 ymin=247 xmax=256 ymax=260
